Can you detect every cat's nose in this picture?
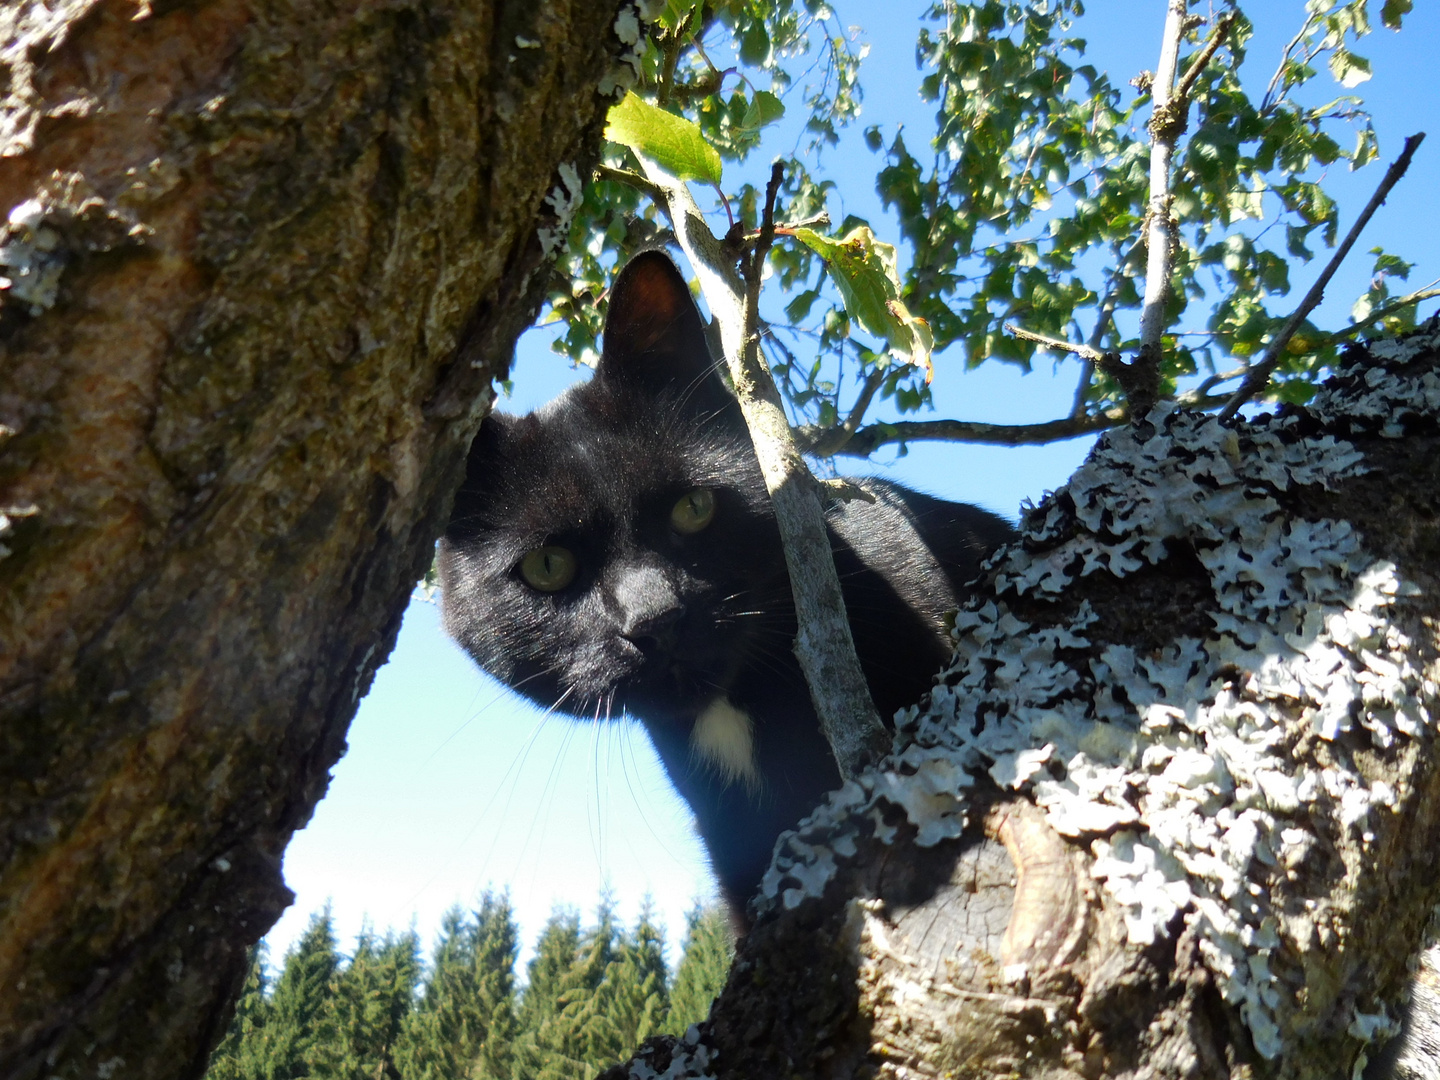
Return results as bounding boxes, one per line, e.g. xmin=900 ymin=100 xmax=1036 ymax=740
xmin=622 ymin=604 xmax=684 ymax=647
xmin=613 ymin=565 xmax=685 ymax=647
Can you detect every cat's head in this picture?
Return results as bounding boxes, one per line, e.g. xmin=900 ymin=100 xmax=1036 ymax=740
xmin=440 ymin=253 xmax=793 ymax=723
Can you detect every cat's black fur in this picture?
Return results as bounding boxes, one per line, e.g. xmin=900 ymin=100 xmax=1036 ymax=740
xmin=440 ymin=252 xmax=1015 ymax=919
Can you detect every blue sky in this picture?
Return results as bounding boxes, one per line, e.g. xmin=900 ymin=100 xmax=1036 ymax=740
xmin=265 ymin=1 xmax=1440 ymax=971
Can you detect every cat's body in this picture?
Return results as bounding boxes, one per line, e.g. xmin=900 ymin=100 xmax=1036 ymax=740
xmin=440 ymin=252 xmax=1014 ymax=918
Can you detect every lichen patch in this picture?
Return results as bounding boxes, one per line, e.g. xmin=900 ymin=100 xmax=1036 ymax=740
xmin=757 ymin=326 xmax=1440 ymax=1063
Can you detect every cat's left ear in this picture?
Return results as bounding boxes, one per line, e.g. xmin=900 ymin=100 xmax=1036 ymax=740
xmin=598 ymin=251 xmax=735 ymax=417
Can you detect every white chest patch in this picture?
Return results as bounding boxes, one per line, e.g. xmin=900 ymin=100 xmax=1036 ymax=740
xmin=690 ymin=697 xmax=759 ymax=790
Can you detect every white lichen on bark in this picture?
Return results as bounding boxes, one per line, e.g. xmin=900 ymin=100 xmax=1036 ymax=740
xmin=755 ymin=325 xmax=1440 ymax=1067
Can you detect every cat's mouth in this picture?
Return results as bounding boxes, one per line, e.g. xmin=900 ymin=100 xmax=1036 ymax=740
xmin=609 ymin=632 xmax=744 ymax=715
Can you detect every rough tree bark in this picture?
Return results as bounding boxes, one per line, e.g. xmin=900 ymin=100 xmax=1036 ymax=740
xmin=0 ymin=2 xmax=639 ymax=1077
xmin=605 ymin=327 xmax=1440 ymax=1080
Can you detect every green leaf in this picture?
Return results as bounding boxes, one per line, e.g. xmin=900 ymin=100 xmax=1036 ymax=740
xmin=604 ymin=93 xmax=722 ymax=186
xmin=739 ymin=21 xmax=771 ymax=66
xmin=740 ymin=91 xmax=786 ymax=131
xmin=1381 ymin=0 xmax=1412 ymax=29
xmin=784 ymin=288 xmax=820 ymax=323
xmin=656 ymin=0 xmax=702 ymax=32
xmin=791 ymin=225 xmax=934 ymax=381
xmin=1327 ymin=47 xmax=1372 ymax=88
xmin=1352 ymin=124 xmax=1378 ymax=169
xmin=1371 ymin=247 xmax=1413 ymax=279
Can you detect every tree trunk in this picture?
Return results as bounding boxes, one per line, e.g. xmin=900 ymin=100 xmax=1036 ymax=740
xmin=0 ymin=2 xmax=635 ymax=1077
xmin=606 ymin=327 xmax=1440 ymax=1080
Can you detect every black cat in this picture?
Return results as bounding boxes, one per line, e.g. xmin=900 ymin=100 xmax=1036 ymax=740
xmin=439 ymin=252 xmax=1014 ymax=920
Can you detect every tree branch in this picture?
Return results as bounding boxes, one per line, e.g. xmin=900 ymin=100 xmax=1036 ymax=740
xmin=1005 ymin=323 xmax=1109 ymax=365
xmin=813 ymin=411 xmax=1126 ymax=457
xmin=1132 ymin=0 xmax=1190 ymax=415
xmin=1219 ymin=132 xmax=1426 ymax=420
xmin=1261 ymin=12 xmax=1319 ymax=114
xmin=638 ymin=156 xmax=888 ymax=779
xmin=1324 ymin=282 xmax=1440 ymax=345
xmin=1180 ymin=364 xmax=1250 ymax=404
xmin=1071 ymin=245 xmax=1138 ymax=419
xmin=1173 ymin=12 xmax=1235 ymax=106
xmin=1131 ymin=8 xmax=1232 ymax=417
xmin=804 ymin=365 xmax=888 ymax=457
xmin=593 ymin=163 xmax=665 ymax=205
xmin=655 ymin=3 xmax=715 ymax=106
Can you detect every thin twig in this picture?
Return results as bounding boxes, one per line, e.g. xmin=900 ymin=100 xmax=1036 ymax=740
xmin=1323 ymin=283 xmax=1440 ymax=344
xmin=806 ymin=366 xmax=889 ymax=457
xmin=786 ymin=212 xmax=831 ymax=231
xmin=1174 ymin=13 xmax=1236 ymax=105
xmin=1072 ymin=244 xmax=1139 ymax=419
xmin=1070 ymin=360 xmax=1094 ymax=420
xmin=1262 ymin=13 xmax=1319 ymax=115
xmin=1005 ymin=323 xmax=1108 ymax=365
xmin=594 ymin=164 xmax=665 ymax=205
xmin=1177 ymin=391 xmax=1241 ymax=412
xmin=768 ymin=212 xmax=832 ymax=238
xmin=1219 ymin=132 xmax=1427 ymax=420
xmin=1179 ymin=365 xmax=1251 ymax=405
xmin=748 ymin=161 xmax=784 ymax=288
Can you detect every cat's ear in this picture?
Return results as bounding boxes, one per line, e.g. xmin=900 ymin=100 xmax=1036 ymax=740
xmin=599 ymin=252 xmax=734 ymax=416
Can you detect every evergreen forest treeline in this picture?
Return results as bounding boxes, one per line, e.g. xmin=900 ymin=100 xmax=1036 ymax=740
xmin=205 ymin=894 xmax=733 ymax=1080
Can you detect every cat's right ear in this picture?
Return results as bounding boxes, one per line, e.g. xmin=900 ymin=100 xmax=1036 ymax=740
xmin=598 ymin=252 xmax=735 ymax=417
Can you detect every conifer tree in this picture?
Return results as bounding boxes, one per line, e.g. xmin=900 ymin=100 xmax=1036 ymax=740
xmin=204 ymin=945 xmax=271 ymax=1080
xmin=513 ymin=908 xmax=582 ymax=1039
xmin=395 ymin=895 xmax=519 ymax=1080
xmin=394 ymin=908 xmax=481 ymax=1080
xmin=470 ymin=894 xmax=520 ymax=1080
xmin=262 ymin=910 xmax=343 ymax=1080
xmin=331 ymin=927 xmax=421 ymax=1080
xmin=597 ymin=901 xmax=670 ymax=1052
xmin=667 ymin=903 xmax=734 ymax=1034
xmin=549 ymin=899 xmax=627 ymax=1075
xmin=508 ymin=906 xmax=595 ymax=1080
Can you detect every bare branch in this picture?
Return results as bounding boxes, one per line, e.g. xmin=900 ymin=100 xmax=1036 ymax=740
xmin=1072 ymin=247 xmax=1137 ymax=419
xmin=743 ymin=214 xmax=833 ymax=243
xmin=1262 ymin=12 xmax=1320 ymax=115
xmin=774 ymin=212 xmax=831 ymax=234
xmin=1005 ymin=322 xmax=1108 ymax=365
xmin=1219 ymin=132 xmax=1427 ymax=420
xmin=639 ymin=156 xmax=888 ymax=779
xmin=813 ymin=411 xmax=1126 ymax=457
xmin=1173 ymin=12 xmax=1236 ymax=107
xmin=1070 ymin=360 xmax=1094 ymax=420
xmin=1180 ymin=371 xmax=1249 ymax=408
xmin=655 ymin=3 xmax=720 ymax=105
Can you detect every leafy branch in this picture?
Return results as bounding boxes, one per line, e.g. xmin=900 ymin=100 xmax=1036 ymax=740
xmin=569 ymin=3 xmax=1431 ymax=469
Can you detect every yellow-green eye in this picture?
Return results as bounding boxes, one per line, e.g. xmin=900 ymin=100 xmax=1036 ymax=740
xmin=671 ymin=488 xmax=716 ymax=534
xmin=519 ymin=546 xmax=577 ymax=592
